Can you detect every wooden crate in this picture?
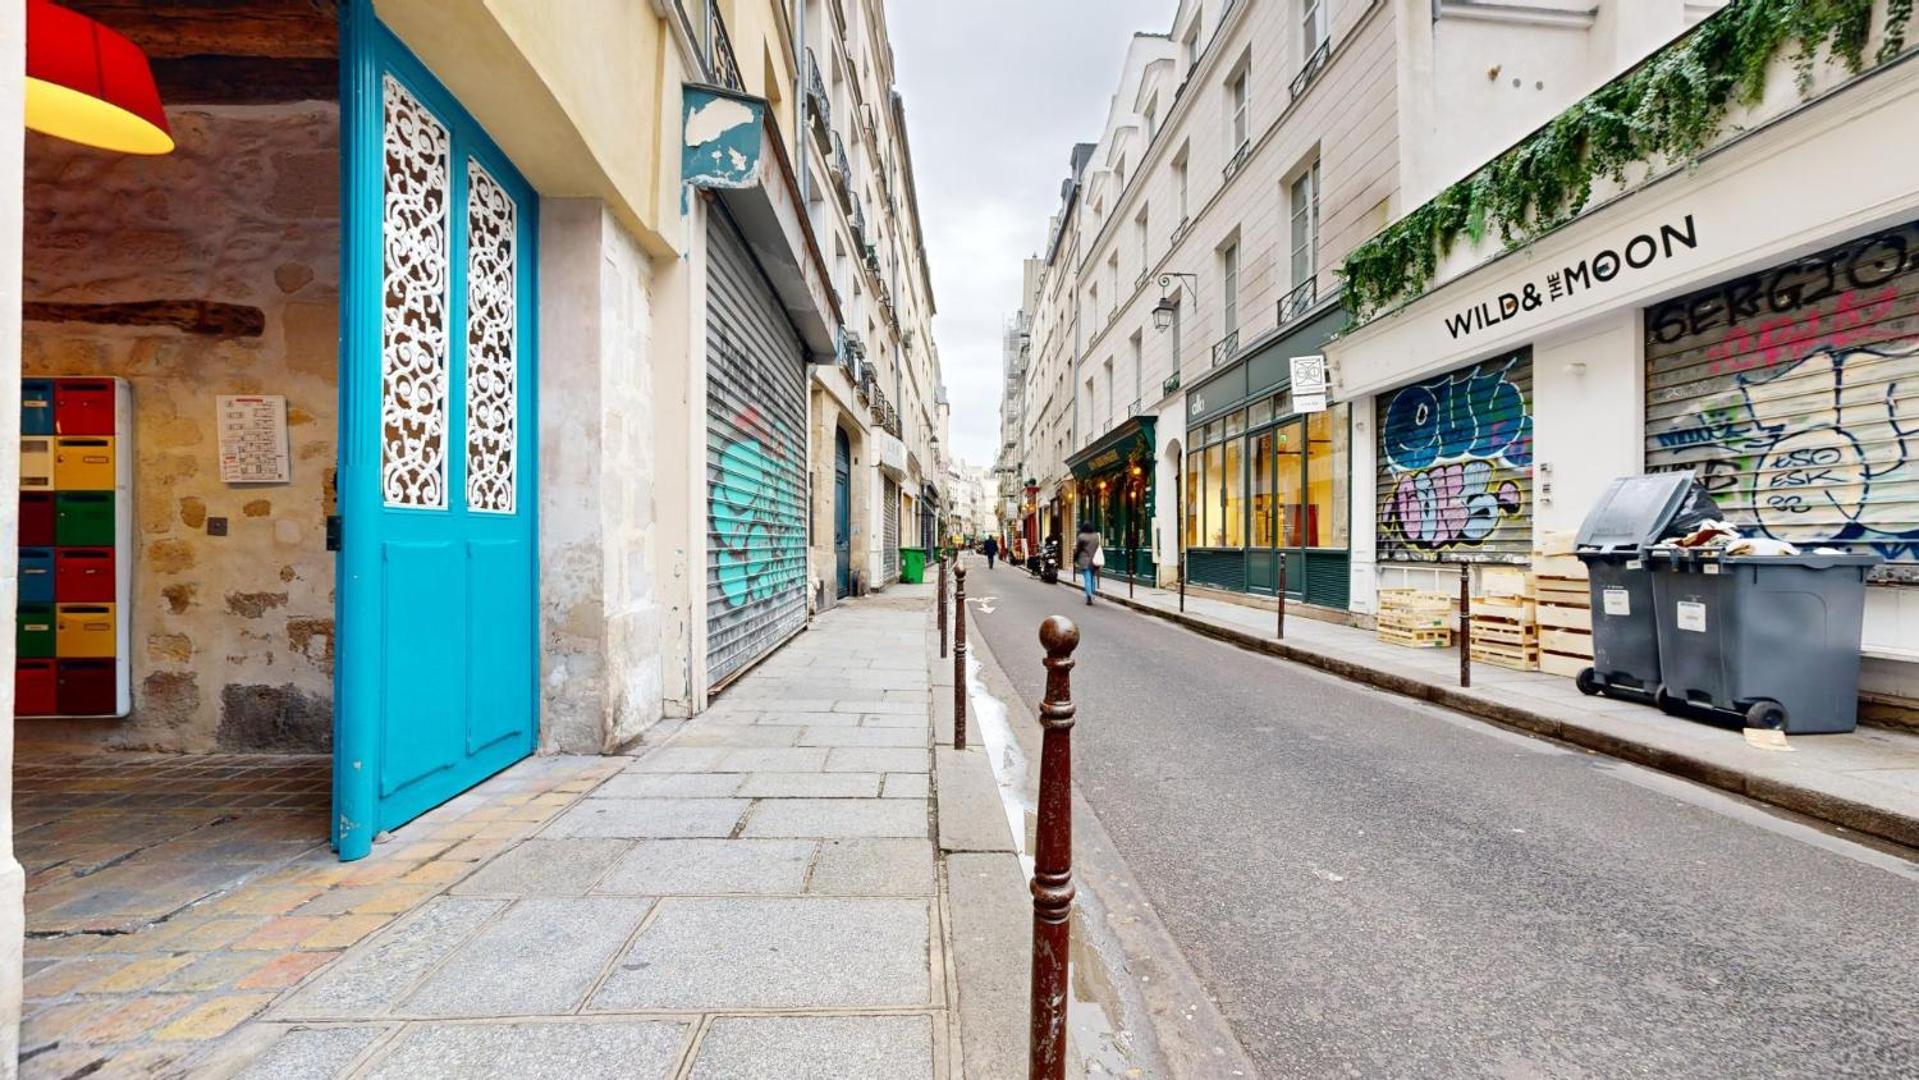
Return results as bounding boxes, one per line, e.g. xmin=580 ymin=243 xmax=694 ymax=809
xmin=1535 ymin=575 xmax=1589 ymax=608
xmin=1538 ymin=651 xmax=1590 ymax=678
xmin=1377 ymin=588 xmax=1455 ymax=613
xmin=1536 ymin=603 xmax=1592 ymax=632
xmin=1471 ymin=640 xmax=1541 ymax=671
xmin=1377 ymin=624 xmax=1452 ymax=648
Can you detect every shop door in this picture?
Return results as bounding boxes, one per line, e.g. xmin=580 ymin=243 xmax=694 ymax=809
xmin=1644 ymin=221 xmax=1919 ymax=565
xmin=883 ymin=479 xmax=901 ymax=581
xmin=834 ymin=427 xmax=852 ymax=598
xmin=706 ymin=208 xmax=808 ymax=687
xmin=336 ymin=7 xmax=539 ymax=860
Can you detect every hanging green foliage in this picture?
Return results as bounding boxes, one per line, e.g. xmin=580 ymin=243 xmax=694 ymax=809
xmin=1339 ymin=0 xmax=1912 ymax=322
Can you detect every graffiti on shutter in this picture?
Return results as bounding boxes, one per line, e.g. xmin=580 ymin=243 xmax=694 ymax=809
xmin=1645 ymin=220 xmax=1919 ymax=572
xmin=1375 ymin=350 xmax=1534 ymax=562
xmin=706 ymin=211 xmax=808 ymax=686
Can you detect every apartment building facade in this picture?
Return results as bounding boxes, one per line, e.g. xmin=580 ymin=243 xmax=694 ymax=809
xmin=1022 ymin=0 xmax=1765 ymax=615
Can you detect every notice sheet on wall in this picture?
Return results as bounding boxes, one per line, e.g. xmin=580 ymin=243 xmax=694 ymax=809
xmin=217 ymin=395 xmax=291 ymax=484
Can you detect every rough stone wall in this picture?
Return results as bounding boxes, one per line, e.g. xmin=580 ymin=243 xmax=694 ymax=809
xmin=538 ymin=200 xmax=663 ymax=752
xmin=19 ymin=105 xmax=340 ymax=753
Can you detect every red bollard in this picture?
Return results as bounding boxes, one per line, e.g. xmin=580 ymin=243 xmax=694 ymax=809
xmin=1029 ymin=615 xmax=1080 ymax=1080
xmin=954 ymin=565 xmax=968 ymax=750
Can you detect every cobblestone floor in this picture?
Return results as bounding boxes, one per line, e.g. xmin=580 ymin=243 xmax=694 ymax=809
xmin=16 ymin=751 xmax=621 ymax=1078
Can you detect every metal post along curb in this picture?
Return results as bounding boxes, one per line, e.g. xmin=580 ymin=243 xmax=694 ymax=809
xmin=938 ymin=551 xmax=948 ymax=659
xmin=1276 ymin=551 xmax=1287 ymax=640
xmin=1459 ymin=562 xmax=1472 ymax=689
xmin=954 ymin=564 xmax=968 ymax=750
xmin=1029 ymin=615 xmax=1079 ymax=1079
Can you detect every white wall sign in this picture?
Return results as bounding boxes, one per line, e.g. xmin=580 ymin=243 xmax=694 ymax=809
xmin=1290 ymin=353 xmax=1329 ymax=413
xmin=217 ymin=395 xmax=291 ymax=485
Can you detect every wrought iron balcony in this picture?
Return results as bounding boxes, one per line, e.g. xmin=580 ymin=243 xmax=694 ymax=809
xmin=805 ymin=48 xmax=830 ymax=131
xmin=1163 ymin=372 xmax=1181 ymax=395
xmin=704 ymin=4 xmax=744 ymax=91
xmin=1221 ymin=141 xmax=1250 ymax=181
xmin=1277 ymin=275 xmax=1317 ymax=328
xmin=1211 ymin=329 xmax=1240 ymax=368
xmin=1289 ymin=38 xmax=1332 ymax=102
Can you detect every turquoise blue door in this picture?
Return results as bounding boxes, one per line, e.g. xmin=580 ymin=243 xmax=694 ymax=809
xmin=334 ymin=3 xmax=539 ymax=860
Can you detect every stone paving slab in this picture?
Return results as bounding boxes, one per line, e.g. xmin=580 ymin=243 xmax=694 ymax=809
xmin=593 ymin=773 xmax=743 ymax=799
xmin=448 ymin=839 xmax=629 ymax=897
xmin=588 ymin=897 xmax=931 ymax=1011
xmin=596 ymin=839 xmax=813 ymax=895
xmin=741 ymin=799 xmax=928 ymax=839
xmin=734 ymin=771 xmax=882 ymax=798
xmin=274 ymin=899 xmax=507 ymax=1020
xmin=542 ymin=798 xmax=749 ymax=839
xmin=688 ymin=1014 xmax=934 ymax=1079
xmin=805 ymin=839 xmax=936 ymax=896
xmin=799 ymin=727 xmax=927 ymax=748
xmin=361 ymin=1019 xmax=688 ymax=1079
xmin=401 ymin=897 xmax=652 ymax=1017
xmin=825 ymin=748 xmax=930 ymax=774
xmin=233 ymin=1024 xmax=390 ymax=1079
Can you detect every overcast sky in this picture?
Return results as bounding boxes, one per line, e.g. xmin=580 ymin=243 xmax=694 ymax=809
xmin=890 ymin=0 xmax=1172 ymax=469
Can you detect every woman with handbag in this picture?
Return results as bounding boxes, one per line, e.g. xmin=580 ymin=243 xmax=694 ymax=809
xmin=1073 ymin=521 xmax=1103 ymax=605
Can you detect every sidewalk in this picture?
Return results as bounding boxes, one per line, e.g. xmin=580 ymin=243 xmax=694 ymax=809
xmin=196 ymin=585 xmax=972 ymax=1078
xmin=1078 ymin=574 xmax=1919 ymax=850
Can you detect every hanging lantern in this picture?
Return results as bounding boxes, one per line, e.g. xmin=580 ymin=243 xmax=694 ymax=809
xmin=25 ymin=0 xmax=174 ymax=155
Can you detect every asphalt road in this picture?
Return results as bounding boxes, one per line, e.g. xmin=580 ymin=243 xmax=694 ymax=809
xmin=961 ymin=560 xmax=1919 ymax=1079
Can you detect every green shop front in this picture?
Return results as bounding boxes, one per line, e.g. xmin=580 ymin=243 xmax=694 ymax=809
xmin=1182 ymin=307 xmax=1351 ymax=608
xmin=1066 ymin=415 xmax=1157 ymax=582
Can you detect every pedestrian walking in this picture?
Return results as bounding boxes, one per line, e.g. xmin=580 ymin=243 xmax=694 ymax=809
xmin=1073 ymin=521 xmax=1103 ymax=605
xmin=982 ymin=534 xmax=999 ymax=569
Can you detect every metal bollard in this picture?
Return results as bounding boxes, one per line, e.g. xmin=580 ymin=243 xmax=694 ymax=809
xmin=1458 ymin=563 xmax=1472 ymax=689
xmin=938 ymin=552 xmax=948 ymax=660
xmin=1276 ymin=552 xmax=1287 ymax=640
xmin=954 ymin=565 xmax=968 ymax=750
xmin=1029 ymin=615 xmax=1080 ymax=1080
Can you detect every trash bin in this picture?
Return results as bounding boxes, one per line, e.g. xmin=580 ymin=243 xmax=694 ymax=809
xmin=1647 ymin=549 xmax=1878 ymax=733
xmin=1572 ymin=474 xmax=1700 ymax=702
xmin=899 ymin=547 xmax=926 ymax=585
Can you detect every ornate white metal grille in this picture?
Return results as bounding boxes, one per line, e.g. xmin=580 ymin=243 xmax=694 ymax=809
xmin=464 ymin=160 xmax=518 ymax=514
xmin=380 ymin=75 xmax=451 ymax=510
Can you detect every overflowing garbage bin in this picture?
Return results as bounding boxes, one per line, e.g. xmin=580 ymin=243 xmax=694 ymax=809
xmin=899 ymin=547 xmax=926 ymax=585
xmin=1647 ymin=549 xmax=1878 ymax=733
xmin=1572 ymin=474 xmax=1701 ymax=702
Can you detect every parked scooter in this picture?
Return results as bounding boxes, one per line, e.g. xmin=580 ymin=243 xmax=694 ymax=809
xmin=1038 ymin=537 xmax=1061 ymax=584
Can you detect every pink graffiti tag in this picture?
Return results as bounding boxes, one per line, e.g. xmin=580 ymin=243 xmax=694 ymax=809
xmin=1705 ymin=286 xmax=1900 ymax=376
xmin=1388 ymin=460 xmax=1524 ymax=550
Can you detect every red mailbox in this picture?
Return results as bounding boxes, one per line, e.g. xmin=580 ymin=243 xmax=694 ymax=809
xmin=19 ymin=493 xmax=53 ymax=547
xmin=53 ymin=378 xmax=116 ymax=434
xmin=55 ymin=547 xmax=114 ymax=602
xmin=15 ymin=660 xmax=55 ymax=716
xmin=56 ymin=659 xmax=118 ymax=716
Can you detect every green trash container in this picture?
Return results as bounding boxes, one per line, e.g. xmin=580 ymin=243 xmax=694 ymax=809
xmin=900 ymin=547 xmax=926 ymax=584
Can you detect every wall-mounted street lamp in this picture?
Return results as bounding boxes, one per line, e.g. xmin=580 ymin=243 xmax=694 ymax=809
xmin=1152 ymin=272 xmax=1198 ymax=332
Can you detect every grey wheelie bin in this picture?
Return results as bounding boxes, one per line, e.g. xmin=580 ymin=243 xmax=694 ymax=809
xmin=1572 ymin=474 xmax=1699 ymax=702
xmin=1647 ymin=549 xmax=1878 ymax=733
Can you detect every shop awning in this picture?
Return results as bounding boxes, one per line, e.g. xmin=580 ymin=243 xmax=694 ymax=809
xmin=1066 ymin=414 xmax=1156 ymax=479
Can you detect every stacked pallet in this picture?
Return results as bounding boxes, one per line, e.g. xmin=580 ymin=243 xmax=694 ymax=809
xmin=1375 ymin=588 xmax=1454 ymax=649
xmin=1469 ymin=587 xmax=1539 ymax=672
xmin=1532 ymin=532 xmax=1594 ymax=679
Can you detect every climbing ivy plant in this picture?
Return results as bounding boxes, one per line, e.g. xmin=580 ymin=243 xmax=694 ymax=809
xmin=1340 ymin=0 xmax=1913 ymax=322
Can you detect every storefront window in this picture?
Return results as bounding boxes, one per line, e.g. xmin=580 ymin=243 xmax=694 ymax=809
xmin=1185 ymin=449 xmax=1203 ymax=547
xmin=1225 ymin=408 xmax=1245 ymax=438
xmin=1250 ymin=431 xmax=1276 ymax=548
xmin=1221 ymin=437 xmax=1244 ymax=548
xmin=1274 ymin=419 xmax=1305 ymax=547
xmin=1204 ymin=442 xmax=1226 ymax=546
xmin=1248 ymin=398 xmax=1273 ymax=428
xmin=1305 ymin=404 xmax=1348 ymax=547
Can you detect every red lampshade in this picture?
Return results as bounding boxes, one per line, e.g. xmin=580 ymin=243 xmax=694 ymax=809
xmin=24 ymin=0 xmax=174 ymax=154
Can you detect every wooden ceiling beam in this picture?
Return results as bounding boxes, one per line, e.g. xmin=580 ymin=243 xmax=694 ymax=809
xmin=56 ymin=1 xmax=338 ymax=61
xmin=152 ymin=56 xmax=338 ymax=105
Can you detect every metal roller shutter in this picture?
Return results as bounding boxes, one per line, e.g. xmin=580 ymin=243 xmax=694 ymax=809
xmin=706 ymin=209 xmax=809 ymax=687
xmin=1375 ymin=349 xmax=1534 ymax=563
xmin=883 ymin=479 xmax=900 ymax=582
xmin=1645 ymin=220 xmax=1919 ymax=574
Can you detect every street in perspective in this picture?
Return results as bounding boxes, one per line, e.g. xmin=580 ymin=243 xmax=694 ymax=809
xmin=1 ymin=0 xmax=1918 ymax=1078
